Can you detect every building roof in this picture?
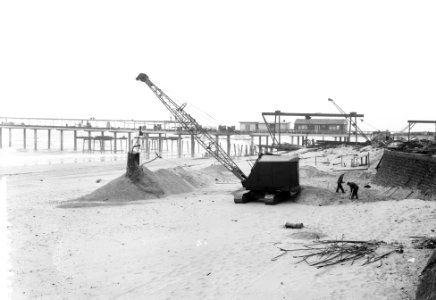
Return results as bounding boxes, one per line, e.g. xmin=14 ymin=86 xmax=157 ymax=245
xmin=294 ymin=118 xmax=347 ymax=125
xmin=240 ymin=121 xmax=290 ymax=125
xmin=239 ymin=121 xmax=260 ymax=124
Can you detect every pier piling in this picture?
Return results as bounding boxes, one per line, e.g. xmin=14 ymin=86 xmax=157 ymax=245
xmin=34 ymin=129 xmax=37 ymax=150
xmin=60 ymin=130 xmax=64 ymax=151
xmin=48 ymin=129 xmax=51 ymax=150
xmin=23 ymin=128 xmax=26 ymax=150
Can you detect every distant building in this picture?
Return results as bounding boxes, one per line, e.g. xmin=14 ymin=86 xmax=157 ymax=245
xmin=239 ymin=121 xmax=290 ymax=133
xmin=294 ymin=119 xmax=347 ymax=134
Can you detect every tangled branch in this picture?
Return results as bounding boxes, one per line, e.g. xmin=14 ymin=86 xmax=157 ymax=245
xmin=272 ymin=238 xmax=403 ymax=268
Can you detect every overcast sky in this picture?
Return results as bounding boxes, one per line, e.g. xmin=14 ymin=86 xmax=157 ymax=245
xmin=1 ymin=0 xmax=435 ymax=132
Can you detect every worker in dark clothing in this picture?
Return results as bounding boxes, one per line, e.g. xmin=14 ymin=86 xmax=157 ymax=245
xmin=336 ymin=173 xmax=345 ymax=193
xmin=347 ymin=182 xmax=359 ymax=200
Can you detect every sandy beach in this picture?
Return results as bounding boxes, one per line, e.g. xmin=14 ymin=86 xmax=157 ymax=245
xmin=4 ymin=147 xmax=436 ymax=299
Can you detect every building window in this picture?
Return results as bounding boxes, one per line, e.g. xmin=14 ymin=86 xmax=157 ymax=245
xmin=299 ymin=125 xmax=308 ymax=130
xmin=329 ymin=125 xmax=340 ymax=131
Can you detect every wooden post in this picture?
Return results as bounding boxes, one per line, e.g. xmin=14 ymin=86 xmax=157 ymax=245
xmin=158 ymin=133 xmax=162 ymax=153
xmin=145 ymin=133 xmax=150 ymax=158
xmin=101 ymin=131 xmax=105 ymax=152
xmin=88 ymin=131 xmax=92 ymax=151
xmin=128 ymin=132 xmax=132 ymax=151
xmin=266 ymin=136 xmax=269 ymax=152
xmin=177 ymin=134 xmax=182 ymax=158
xmin=34 ymin=129 xmax=37 ymax=150
xmin=355 ymin=116 xmax=358 ymax=142
xmin=113 ymin=132 xmax=117 ymax=152
xmin=227 ymin=134 xmax=231 ymax=156
xmin=74 ymin=130 xmax=77 ymax=151
xmin=60 ymin=130 xmax=64 ymax=151
xmin=191 ymin=134 xmax=195 ymax=158
xmin=23 ymin=128 xmax=26 ymax=149
xmin=126 ymin=151 xmax=142 ymax=181
xmin=48 ymin=129 xmax=51 ymax=150
xmin=291 ymin=135 xmax=294 ymax=144
xmin=297 ymin=136 xmax=300 ymax=145
xmin=258 ymin=135 xmax=262 ymax=152
xmin=9 ymin=128 xmax=12 ymax=147
xmin=250 ymin=135 xmax=254 ymax=155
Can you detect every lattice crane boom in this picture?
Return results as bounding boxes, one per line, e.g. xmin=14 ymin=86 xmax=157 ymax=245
xmin=136 ymin=73 xmax=247 ymax=183
xmin=328 ymin=98 xmax=371 ymax=142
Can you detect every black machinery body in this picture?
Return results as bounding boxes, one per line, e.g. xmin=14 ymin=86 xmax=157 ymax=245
xmin=235 ymin=154 xmax=301 ymax=205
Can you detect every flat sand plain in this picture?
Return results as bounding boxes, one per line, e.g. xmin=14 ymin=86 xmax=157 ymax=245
xmin=4 ymin=147 xmax=436 ymax=299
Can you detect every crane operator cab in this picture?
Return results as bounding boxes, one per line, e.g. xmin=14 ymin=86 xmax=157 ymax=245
xmin=235 ymin=154 xmax=300 ymax=205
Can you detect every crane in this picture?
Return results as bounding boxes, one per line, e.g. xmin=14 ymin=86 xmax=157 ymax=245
xmin=327 ymin=98 xmax=371 ymax=143
xmin=136 ymin=73 xmax=300 ymax=205
xmin=136 ymin=73 xmax=247 ymax=182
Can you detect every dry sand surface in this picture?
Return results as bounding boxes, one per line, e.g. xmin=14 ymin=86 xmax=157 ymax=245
xmin=4 ymin=147 xmax=436 ymax=299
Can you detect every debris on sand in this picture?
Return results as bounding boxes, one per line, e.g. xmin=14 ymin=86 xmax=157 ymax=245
xmin=272 ymin=239 xmax=404 ymax=268
xmin=411 ymin=236 xmax=436 ymax=249
xmin=284 ymin=222 xmax=304 ymax=229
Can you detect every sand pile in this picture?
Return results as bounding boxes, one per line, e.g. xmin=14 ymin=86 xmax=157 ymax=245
xmin=299 ymin=166 xmax=332 ymax=178
xmin=294 ymin=185 xmax=343 ymax=206
xmin=61 ymin=164 xmax=231 ymax=207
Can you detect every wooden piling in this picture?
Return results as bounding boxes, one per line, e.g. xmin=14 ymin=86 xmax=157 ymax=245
xmin=266 ymin=136 xmax=269 ymax=152
xmin=101 ymin=131 xmax=105 ymax=152
xmin=126 ymin=151 xmax=142 ymax=180
xmin=113 ymin=132 xmax=117 ymax=152
xmin=74 ymin=130 xmax=77 ymax=151
xmin=128 ymin=132 xmax=132 ymax=151
xmin=60 ymin=130 xmax=64 ymax=151
xmin=145 ymin=134 xmax=150 ymax=158
xmin=34 ymin=129 xmax=37 ymax=150
xmin=227 ymin=134 xmax=231 ymax=156
xmin=48 ymin=129 xmax=51 ymax=150
xmin=23 ymin=128 xmax=26 ymax=149
xmin=88 ymin=131 xmax=91 ymax=151
xmin=177 ymin=134 xmax=182 ymax=158
xmin=158 ymin=133 xmax=162 ymax=153
xmin=250 ymin=136 xmax=254 ymax=155
xmin=9 ymin=128 xmax=12 ymax=147
xmin=191 ymin=134 xmax=195 ymax=158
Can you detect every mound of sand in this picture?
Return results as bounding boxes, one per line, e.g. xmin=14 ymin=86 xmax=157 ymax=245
xmin=294 ymin=185 xmax=342 ymax=206
xmin=299 ymin=166 xmax=332 ymax=178
xmin=61 ymin=164 xmax=231 ymax=207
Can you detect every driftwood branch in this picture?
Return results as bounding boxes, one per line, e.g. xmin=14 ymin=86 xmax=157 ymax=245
xmin=272 ymin=238 xmax=403 ymax=268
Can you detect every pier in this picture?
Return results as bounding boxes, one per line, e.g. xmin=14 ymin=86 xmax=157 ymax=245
xmin=2 ymin=116 xmax=428 ymax=157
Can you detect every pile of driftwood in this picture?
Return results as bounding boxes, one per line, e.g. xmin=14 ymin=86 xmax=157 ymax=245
xmin=411 ymin=236 xmax=436 ymax=249
xmin=272 ymin=239 xmax=404 ymax=268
